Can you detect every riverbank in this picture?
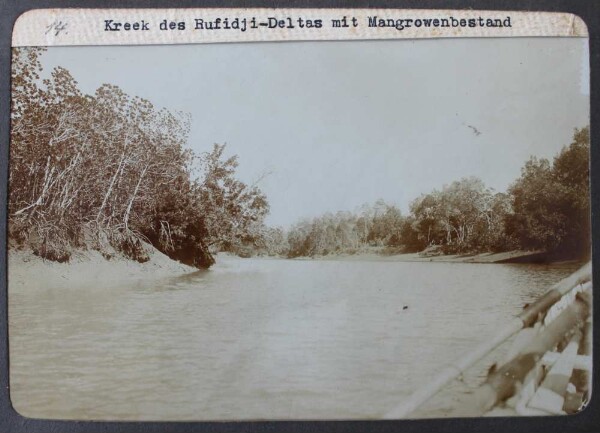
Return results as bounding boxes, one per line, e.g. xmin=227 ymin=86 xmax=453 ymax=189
xmin=294 ymin=249 xmax=561 ymax=264
xmin=8 ymin=247 xmax=573 ymax=293
xmin=8 ymin=246 xmax=197 ymax=291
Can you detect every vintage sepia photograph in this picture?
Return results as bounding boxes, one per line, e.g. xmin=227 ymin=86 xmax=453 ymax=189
xmin=7 ymin=32 xmax=592 ymax=420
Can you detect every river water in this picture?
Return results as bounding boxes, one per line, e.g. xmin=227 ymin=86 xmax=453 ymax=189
xmin=9 ymin=256 xmax=581 ymax=420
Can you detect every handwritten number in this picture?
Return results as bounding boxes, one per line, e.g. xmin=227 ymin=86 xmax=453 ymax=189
xmin=45 ymin=20 xmax=69 ymax=36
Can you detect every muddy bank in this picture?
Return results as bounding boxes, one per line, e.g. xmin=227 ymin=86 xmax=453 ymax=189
xmin=294 ymin=250 xmax=560 ymax=264
xmin=8 ymin=247 xmax=197 ymax=291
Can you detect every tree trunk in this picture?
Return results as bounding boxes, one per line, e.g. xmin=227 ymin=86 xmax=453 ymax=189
xmin=96 ymin=152 xmax=126 ymax=223
xmin=123 ymin=165 xmax=148 ymax=231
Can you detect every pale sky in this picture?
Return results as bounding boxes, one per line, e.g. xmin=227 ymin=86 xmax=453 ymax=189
xmin=38 ymin=38 xmax=589 ymax=227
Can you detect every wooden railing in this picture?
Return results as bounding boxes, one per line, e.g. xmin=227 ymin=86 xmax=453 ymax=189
xmin=384 ymin=262 xmax=592 ymax=419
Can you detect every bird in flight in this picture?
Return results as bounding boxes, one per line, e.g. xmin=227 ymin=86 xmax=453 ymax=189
xmin=465 ymin=124 xmax=482 ymax=136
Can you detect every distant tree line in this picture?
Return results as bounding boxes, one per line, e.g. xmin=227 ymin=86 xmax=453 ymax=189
xmin=260 ymin=126 xmax=589 ymax=260
xmin=284 ymin=202 xmax=405 ymax=257
xmin=10 ymin=48 xmax=268 ymax=268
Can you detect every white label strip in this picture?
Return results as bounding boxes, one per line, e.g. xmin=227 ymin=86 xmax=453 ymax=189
xmin=12 ymin=8 xmax=588 ymax=47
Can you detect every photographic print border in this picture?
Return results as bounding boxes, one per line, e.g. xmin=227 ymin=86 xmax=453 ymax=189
xmin=1 ymin=0 xmax=599 ymax=432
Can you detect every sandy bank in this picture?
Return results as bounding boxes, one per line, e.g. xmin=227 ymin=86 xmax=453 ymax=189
xmin=8 ymin=247 xmax=197 ymax=291
xmin=296 ymin=250 xmax=549 ymax=264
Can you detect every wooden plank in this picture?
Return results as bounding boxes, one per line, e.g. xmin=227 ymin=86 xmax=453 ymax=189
xmin=527 ymin=332 xmax=582 ymax=414
xmin=514 ymin=360 xmax=547 ymax=416
xmin=541 ymin=352 xmax=592 ymax=371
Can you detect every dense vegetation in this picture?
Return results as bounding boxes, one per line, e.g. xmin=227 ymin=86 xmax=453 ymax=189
xmin=10 ymin=48 xmax=590 ymax=267
xmin=10 ymin=48 xmax=268 ymax=268
xmin=279 ymin=127 xmax=590 ymax=260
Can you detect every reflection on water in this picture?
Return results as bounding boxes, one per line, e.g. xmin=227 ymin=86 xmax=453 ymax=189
xmin=9 ymin=256 xmax=581 ymax=420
